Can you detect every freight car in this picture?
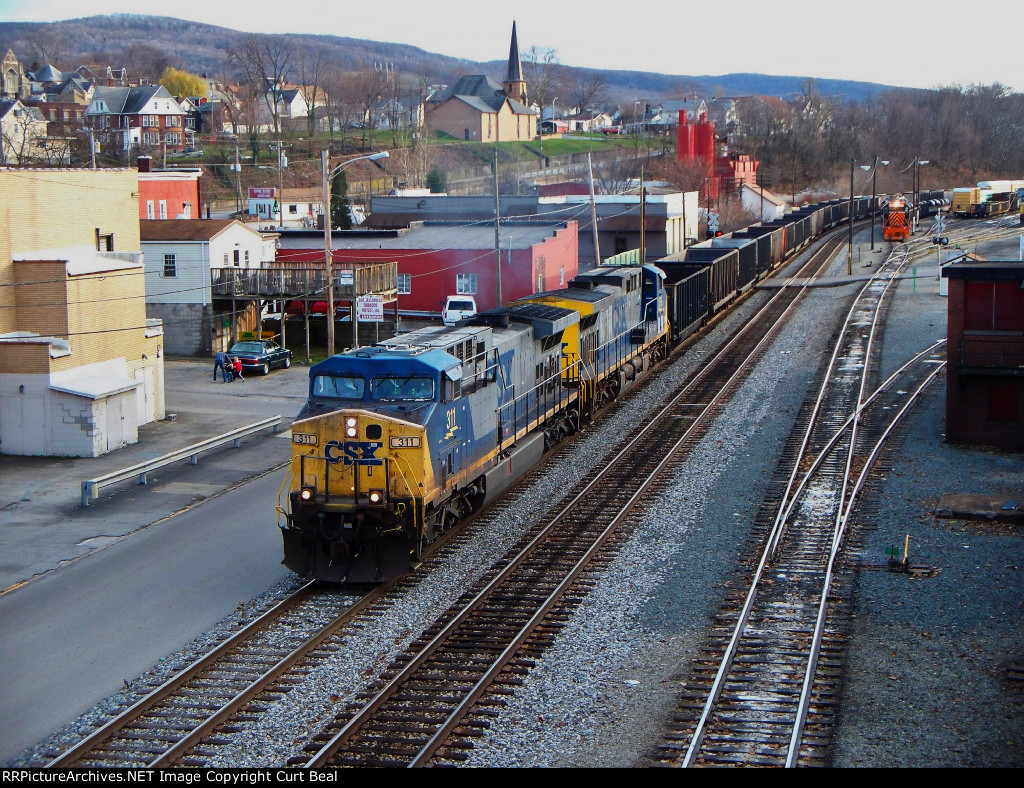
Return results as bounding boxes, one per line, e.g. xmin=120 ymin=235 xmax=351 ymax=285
xmin=279 ymin=195 xmax=880 ymax=584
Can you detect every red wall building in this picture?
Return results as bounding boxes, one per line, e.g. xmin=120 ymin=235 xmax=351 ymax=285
xmin=275 ymin=221 xmax=579 ymax=316
xmin=943 ymin=259 xmax=1024 ymax=448
xmin=136 ymin=157 xmax=202 ymax=220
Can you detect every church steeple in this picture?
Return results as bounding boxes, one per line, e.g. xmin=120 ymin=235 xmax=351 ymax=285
xmin=503 ymin=21 xmax=527 ymax=105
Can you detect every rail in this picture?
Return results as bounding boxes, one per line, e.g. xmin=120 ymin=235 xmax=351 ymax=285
xmin=80 ymin=416 xmax=283 ymax=507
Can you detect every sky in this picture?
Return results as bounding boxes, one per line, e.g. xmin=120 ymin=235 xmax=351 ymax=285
xmin=2 ymin=0 xmax=1022 ymax=93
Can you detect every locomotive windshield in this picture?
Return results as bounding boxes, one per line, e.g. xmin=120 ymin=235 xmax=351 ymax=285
xmin=370 ymin=375 xmax=435 ymax=401
xmin=312 ymin=374 xmax=366 ymax=399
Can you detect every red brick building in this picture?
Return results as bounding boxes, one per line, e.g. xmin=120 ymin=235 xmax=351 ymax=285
xmin=136 ymin=157 xmax=202 ymax=220
xmin=275 ymin=220 xmax=578 ymax=316
xmin=943 ymin=259 xmax=1024 ymax=448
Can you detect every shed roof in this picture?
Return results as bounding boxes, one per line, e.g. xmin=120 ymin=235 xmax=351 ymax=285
xmin=140 ymin=219 xmax=260 ymax=243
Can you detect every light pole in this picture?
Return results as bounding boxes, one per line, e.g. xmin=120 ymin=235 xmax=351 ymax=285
xmin=322 ymin=149 xmax=389 ymax=358
xmin=913 ymin=159 xmax=929 ymax=233
xmin=848 ymin=158 xmax=855 ymax=275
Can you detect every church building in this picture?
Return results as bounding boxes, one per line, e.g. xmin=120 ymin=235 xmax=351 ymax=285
xmin=426 ymin=22 xmax=537 ymax=142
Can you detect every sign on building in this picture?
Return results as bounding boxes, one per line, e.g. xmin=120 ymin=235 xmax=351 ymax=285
xmin=248 ymin=187 xmax=276 ymax=200
xmin=356 ymin=295 xmax=384 ymax=322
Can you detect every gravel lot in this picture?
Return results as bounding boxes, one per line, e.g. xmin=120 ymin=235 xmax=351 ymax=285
xmin=9 ymin=229 xmax=1022 ymax=768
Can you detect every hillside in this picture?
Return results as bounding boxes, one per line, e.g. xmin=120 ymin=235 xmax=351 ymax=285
xmin=0 ymin=14 xmax=896 ymax=104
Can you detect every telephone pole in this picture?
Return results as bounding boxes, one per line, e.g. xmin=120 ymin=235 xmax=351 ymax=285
xmin=269 ymin=141 xmax=291 ymax=229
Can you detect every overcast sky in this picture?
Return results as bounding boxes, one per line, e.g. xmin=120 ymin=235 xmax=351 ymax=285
xmin=3 ymin=0 xmax=1022 ymax=93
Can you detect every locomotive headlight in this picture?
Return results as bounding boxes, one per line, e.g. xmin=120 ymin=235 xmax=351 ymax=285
xmin=299 ymin=486 xmax=316 ymax=502
xmin=368 ymin=489 xmax=384 ymax=505
xmin=345 ymin=417 xmax=358 ymax=438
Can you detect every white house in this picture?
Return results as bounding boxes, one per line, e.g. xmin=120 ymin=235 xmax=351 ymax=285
xmin=247 ymin=187 xmax=323 ymax=230
xmin=740 ymin=183 xmax=788 ymax=222
xmin=141 ymin=219 xmax=277 ymax=355
xmin=0 ymin=98 xmax=48 ymax=164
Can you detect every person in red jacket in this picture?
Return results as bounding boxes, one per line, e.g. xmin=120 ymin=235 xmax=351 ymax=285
xmin=232 ymin=356 xmax=244 ymax=382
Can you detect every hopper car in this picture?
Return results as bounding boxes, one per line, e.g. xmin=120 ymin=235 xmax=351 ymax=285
xmin=279 ymin=196 xmax=879 ymax=583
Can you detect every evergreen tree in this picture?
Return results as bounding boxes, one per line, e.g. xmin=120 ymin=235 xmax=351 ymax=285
xmin=331 ymin=170 xmax=352 ymax=230
xmin=426 ymin=167 xmax=447 ymax=194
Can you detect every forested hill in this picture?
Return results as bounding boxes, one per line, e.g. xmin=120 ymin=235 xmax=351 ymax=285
xmin=0 ymin=14 xmax=895 ymax=103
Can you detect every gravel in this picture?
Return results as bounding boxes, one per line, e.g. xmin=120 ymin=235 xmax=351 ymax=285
xmin=11 ymin=229 xmax=1021 ymax=768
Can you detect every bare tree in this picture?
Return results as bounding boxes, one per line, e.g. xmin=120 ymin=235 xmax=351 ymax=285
xmin=25 ymin=29 xmax=67 ymax=68
xmin=227 ymin=34 xmax=296 ymax=136
xmin=522 ymin=46 xmax=560 ymax=117
xmin=349 ymin=67 xmax=388 ymax=150
xmin=297 ymin=46 xmax=328 ymax=137
xmin=564 ymin=69 xmax=607 ymax=115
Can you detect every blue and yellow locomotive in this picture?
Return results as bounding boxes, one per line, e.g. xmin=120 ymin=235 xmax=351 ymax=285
xmin=279 ymin=265 xmax=669 ymax=583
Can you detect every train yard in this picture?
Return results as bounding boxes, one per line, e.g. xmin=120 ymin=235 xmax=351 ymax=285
xmin=10 ymin=215 xmax=1024 ymax=768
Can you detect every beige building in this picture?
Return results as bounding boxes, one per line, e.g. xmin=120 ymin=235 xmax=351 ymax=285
xmin=0 ymin=168 xmax=165 ymax=456
xmin=426 ymin=22 xmax=537 ymax=143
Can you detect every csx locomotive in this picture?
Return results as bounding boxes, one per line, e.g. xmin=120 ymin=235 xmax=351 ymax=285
xmin=279 ymin=196 xmax=880 ymax=583
xmin=281 ymin=265 xmax=668 ymax=582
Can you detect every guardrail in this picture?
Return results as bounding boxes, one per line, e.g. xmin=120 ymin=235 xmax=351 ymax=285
xmin=81 ymin=416 xmax=283 ymax=507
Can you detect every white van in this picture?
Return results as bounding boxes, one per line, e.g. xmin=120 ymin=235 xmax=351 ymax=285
xmin=442 ymin=296 xmax=478 ymax=326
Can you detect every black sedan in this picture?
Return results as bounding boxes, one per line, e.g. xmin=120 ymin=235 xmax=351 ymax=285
xmin=227 ymin=340 xmax=293 ymax=375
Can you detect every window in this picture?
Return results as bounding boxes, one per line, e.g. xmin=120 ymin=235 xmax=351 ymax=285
xmin=163 ymin=253 xmax=176 ymax=277
xmin=96 ymin=230 xmax=114 ymax=251
xmin=456 ymin=273 xmax=477 ymax=294
xmin=165 ymin=132 xmax=181 ymax=145
xmin=370 ymin=376 xmax=435 ymax=401
xmin=537 ymin=272 xmax=544 ymax=291
xmin=289 ymin=204 xmax=297 ymax=214
xmin=233 ymin=250 xmax=240 ymax=266
xmin=397 ymin=273 xmax=411 ymax=294
xmin=312 ymin=374 xmax=365 ymax=399
xmin=244 ymin=250 xmax=250 ymax=264
xmin=158 ymin=200 xmax=167 ymax=220
xmin=182 ymin=202 xmax=191 ymax=219
xmin=223 ymin=253 xmax=229 ymax=265
xmin=62 ymin=110 xmax=69 ymax=121
xmin=146 ymin=201 xmax=155 ymax=220
xmin=559 ymin=266 xmax=565 ymax=286
xmin=142 ymin=131 xmax=159 ymax=145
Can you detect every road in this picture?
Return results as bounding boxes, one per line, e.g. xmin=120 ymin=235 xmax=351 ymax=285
xmin=0 ymin=463 xmax=292 ymax=762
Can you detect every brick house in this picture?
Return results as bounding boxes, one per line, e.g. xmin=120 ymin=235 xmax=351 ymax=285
xmin=425 ymin=22 xmax=537 ymax=142
xmin=136 ymin=156 xmax=202 ymax=220
xmin=943 ymin=258 xmax=1024 ymax=448
xmin=85 ymin=84 xmax=188 ymax=155
xmin=0 ymin=168 xmax=165 ymax=457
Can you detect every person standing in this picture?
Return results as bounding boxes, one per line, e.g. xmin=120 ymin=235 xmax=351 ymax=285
xmin=232 ymin=356 xmax=244 ymax=382
xmin=213 ymin=351 xmax=231 ymax=382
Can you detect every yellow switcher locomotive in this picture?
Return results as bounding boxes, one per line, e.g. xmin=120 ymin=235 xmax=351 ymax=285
xmin=279 ymin=265 xmax=668 ymax=583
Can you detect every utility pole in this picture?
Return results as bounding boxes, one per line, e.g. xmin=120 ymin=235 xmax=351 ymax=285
xmin=587 ymin=152 xmax=602 ymax=266
xmin=234 ymin=143 xmax=242 ymax=215
xmin=322 ymin=149 xmax=336 ymax=357
xmin=269 ymin=141 xmax=290 ymax=229
xmin=639 ymin=166 xmax=646 ymax=264
xmin=87 ymin=127 xmax=96 ymax=169
xmin=493 ymin=150 xmax=503 ymax=308
xmin=848 ymin=157 xmax=855 ymax=276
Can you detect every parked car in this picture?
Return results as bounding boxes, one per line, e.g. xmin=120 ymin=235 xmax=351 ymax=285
xmin=227 ymin=340 xmax=293 ymax=375
xmin=441 ymin=295 xmax=477 ymax=326
xmin=600 ymin=126 xmax=622 ymax=135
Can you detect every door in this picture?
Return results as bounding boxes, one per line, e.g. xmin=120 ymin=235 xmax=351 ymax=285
xmin=0 ymin=395 xmax=46 ymax=455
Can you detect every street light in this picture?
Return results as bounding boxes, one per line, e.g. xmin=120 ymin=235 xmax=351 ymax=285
xmin=322 ymin=150 xmax=389 ymax=358
xmin=859 ymin=158 xmax=889 ymax=250
xmin=913 ymin=159 xmax=930 ymax=233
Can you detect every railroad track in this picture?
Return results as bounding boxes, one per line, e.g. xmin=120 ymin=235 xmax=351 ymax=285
xmin=658 ymin=239 xmax=948 ymax=767
xmin=291 ymin=232 xmax=858 ymax=767
xmin=46 ymin=227 xmax=850 ymax=769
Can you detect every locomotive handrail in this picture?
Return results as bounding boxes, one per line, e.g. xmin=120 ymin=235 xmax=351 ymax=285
xmin=81 ymin=416 xmax=282 ymax=507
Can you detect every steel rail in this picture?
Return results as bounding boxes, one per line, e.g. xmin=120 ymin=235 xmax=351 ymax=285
xmin=681 ymin=235 xmax=914 ymax=767
xmin=48 ymin=581 xmax=317 ymax=767
xmin=785 ymin=359 xmax=947 ymax=766
xmin=765 ymin=244 xmax=912 ymax=561
xmin=305 ymin=231 xmax=851 ymax=768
